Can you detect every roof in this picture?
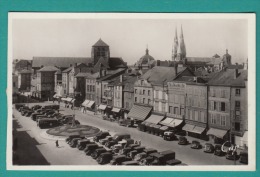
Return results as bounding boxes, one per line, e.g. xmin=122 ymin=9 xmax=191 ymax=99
xmin=136 ymin=48 xmax=155 ymax=66
xmin=92 ymin=39 xmax=109 ymax=47
xmin=227 ymin=64 xmax=244 ymax=69
xmin=18 ymin=69 xmax=32 ymax=74
xmin=208 ymin=69 xmax=247 ymax=87
xmin=37 ymin=66 xmax=59 ymax=72
xmin=32 ymin=57 xmax=92 ymax=68
xmin=62 ymin=66 xmax=73 ymax=73
xmin=55 ymin=70 xmax=62 ymax=74
xmin=109 ymin=57 xmax=127 ymax=69
xmin=93 ymin=57 xmax=110 ymax=72
xmin=213 ymin=54 xmax=220 ymax=58
xmin=75 ymin=72 xmax=99 ymax=79
xmin=140 ymin=66 xmax=187 ymax=85
xmin=174 ymin=76 xmax=206 ymax=84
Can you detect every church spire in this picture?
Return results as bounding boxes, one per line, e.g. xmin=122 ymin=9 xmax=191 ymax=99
xmin=172 ymin=27 xmax=178 ymax=61
xmin=179 ymin=24 xmax=186 ymax=59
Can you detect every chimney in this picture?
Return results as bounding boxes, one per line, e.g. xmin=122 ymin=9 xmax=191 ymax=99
xmin=120 ymin=75 xmax=123 ymax=82
xmin=234 ymin=63 xmax=239 ymax=79
xmin=41 ymin=65 xmax=44 ymax=68
xmin=157 ymin=60 xmax=160 ymax=66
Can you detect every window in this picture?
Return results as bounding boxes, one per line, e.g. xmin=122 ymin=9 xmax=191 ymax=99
xmin=221 ymin=102 xmax=226 ymax=111
xmin=143 ymin=90 xmax=145 ymax=95
xmin=174 ymin=107 xmax=178 ymax=115
xmin=180 ymin=95 xmax=185 ymax=104
xmin=189 ymin=109 xmax=192 ymax=120
xmin=126 ymin=102 xmax=129 ymax=109
xmin=211 ymin=88 xmax=216 ymax=97
xmin=134 ymin=97 xmax=137 ymax=102
xmin=141 ymin=80 xmax=144 ymax=85
xmin=221 ymin=115 xmax=226 ymax=126
xmin=135 ymin=89 xmax=137 ymax=94
xmin=148 ymin=90 xmax=151 ymax=96
xmin=211 ymin=114 xmax=216 ymax=124
xmin=235 ymin=89 xmax=241 ymax=96
xmin=180 ymin=108 xmax=185 ymax=116
xmin=156 ymin=91 xmax=159 ymax=98
xmin=200 ymin=111 xmax=205 ymax=123
xmin=162 ymin=102 xmax=165 ymax=112
xmin=235 ymin=122 xmax=240 ymax=131
xmin=148 ymin=99 xmax=151 ymax=105
xmin=169 ymin=106 xmax=173 ymax=114
xmin=162 ymin=92 xmax=166 ymax=100
xmin=143 ymin=98 xmax=145 ymax=104
xmin=13 ymin=82 xmax=15 ymax=87
xmin=154 ymin=101 xmax=159 ymax=111
xmin=235 ymin=101 xmax=240 ymax=110
xmin=194 ymin=111 xmax=198 ymax=121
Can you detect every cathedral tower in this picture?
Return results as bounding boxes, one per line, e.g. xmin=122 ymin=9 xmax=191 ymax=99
xmin=173 ymin=25 xmax=186 ymax=62
xmin=91 ymin=38 xmax=110 ymax=66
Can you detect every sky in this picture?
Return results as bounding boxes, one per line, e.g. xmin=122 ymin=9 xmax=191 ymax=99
xmin=12 ymin=17 xmax=248 ymax=65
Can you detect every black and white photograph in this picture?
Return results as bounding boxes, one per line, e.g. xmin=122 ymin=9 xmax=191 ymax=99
xmin=7 ymin=13 xmax=255 ymax=170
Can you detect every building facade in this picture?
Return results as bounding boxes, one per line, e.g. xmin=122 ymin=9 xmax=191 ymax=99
xmin=18 ymin=70 xmax=32 ymax=92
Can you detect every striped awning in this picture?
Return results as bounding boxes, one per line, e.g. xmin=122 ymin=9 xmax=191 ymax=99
xmin=145 ymin=114 xmax=165 ymax=124
xmin=112 ymin=107 xmax=121 ymax=113
xmin=128 ymin=105 xmax=152 ymax=121
xmin=159 ymin=117 xmax=174 ymax=126
xmin=168 ymin=119 xmax=183 ymax=128
xmin=82 ymin=100 xmax=90 ymax=107
xmin=86 ymin=101 xmax=95 ymax=108
xmin=98 ymin=104 xmax=107 ymax=110
xmin=207 ymin=128 xmax=228 ymax=138
xmin=182 ymin=124 xmax=195 ymax=132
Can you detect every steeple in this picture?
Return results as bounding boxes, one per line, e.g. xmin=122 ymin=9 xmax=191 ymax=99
xmin=146 ymin=44 xmax=149 ymax=55
xmin=179 ymin=25 xmax=186 ymax=58
xmin=172 ymin=27 xmax=178 ymax=61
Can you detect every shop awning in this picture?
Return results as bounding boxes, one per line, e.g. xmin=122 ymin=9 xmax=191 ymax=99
xmin=168 ymin=119 xmax=183 ymax=128
xmin=207 ymin=128 xmax=228 ymax=138
xmin=87 ymin=101 xmax=95 ymax=108
xmin=53 ymin=94 xmax=57 ymax=98
xmin=66 ymin=97 xmax=73 ymax=102
xmin=182 ymin=124 xmax=195 ymax=132
xmin=82 ymin=100 xmax=90 ymax=107
xmin=112 ymin=107 xmax=121 ymax=113
xmin=61 ymin=97 xmax=67 ymax=101
xmin=159 ymin=117 xmax=174 ymax=126
xmin=191 ymin=126 xmax=206 ymax=134
xmin=128 ymin=105 xmax=152 ymax=121
xmin=144 ymin=114 xmax=165 ymax=124
xmin=98 ymin=104 xmax=107 ymax=110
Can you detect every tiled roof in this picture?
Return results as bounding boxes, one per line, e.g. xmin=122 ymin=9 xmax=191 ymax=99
xmin=140 ymin=66 xmax=187 ymax=85
xmin=55 ymin=70 xmax=62 ymax=74
xmin=109 ymin=57 xmax=127 ymax=69
xmin=208 ymin=69 xmax=247 ymax=87
xmin=93 ymin=57 xmax=110 ymax=72
xmin=92 ymin=39 xmax=109 ymax=47
xmin=75 ymin=72 xmax=99 ymax=79
xmin=97 ymin=68 xmax=126 ymax=81
xmin=37 ymin=66 xmax=59 ymax=72
xmin=32 ymin=57 xmax=92 ymax=68
xmin=174 ymin=76 xmax=206 ymax=84
xmin=62 ymin=66 xmax=73 ymax=73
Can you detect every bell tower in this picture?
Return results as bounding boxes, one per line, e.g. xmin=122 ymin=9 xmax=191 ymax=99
xmin=91 ymin=38 xmax=110 ymax=66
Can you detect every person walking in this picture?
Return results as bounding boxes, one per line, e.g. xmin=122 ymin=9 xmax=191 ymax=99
xmin=55 ymin=140 xmax=59 ymax=148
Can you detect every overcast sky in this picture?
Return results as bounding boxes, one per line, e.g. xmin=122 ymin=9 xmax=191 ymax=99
xmin=12 ymin=17 xmax=248 ymax=65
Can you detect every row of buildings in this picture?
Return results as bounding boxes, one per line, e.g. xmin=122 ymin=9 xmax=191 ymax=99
xmin=13 ymin=30 xmax=248 ymax=149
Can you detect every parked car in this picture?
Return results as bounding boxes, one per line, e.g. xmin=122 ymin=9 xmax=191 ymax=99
xmin=24 ymin=110 xmax=34 ymax=117
xmin=119 ymin=144 xmax=140 ymax=155
xmin=239 ymin=151 xmax=248 ymax=164
xmin=163 ymin=131 xmax=177 ymax=141
xmin=42 ymin=104 xmax=60 ymax=110
xmin=37 ymin=118 xmax=60 ymax=129
xmin=77 ymin=139 xmax=92 ymax=150
xmin=70 ymin=138 xmax=82 ymax=148
xmin=99 ymin=136 xmax=113 ymax=145
xmin=190 ymin=141 xmax=202 ymax=149
xmin=111 ymin=139 xmax=135 ymax=153
xmin=96 ymin=152 xmax=114 ymax=165
xmin=226 ymin=149 xmax=239 ymax=160
xmin=158 ymin=126 xmax=169 ymax=136
xmin=140 ymin=150 xmax=176 ymax=165
xmin=118 ymin=119 xmax=134 ymax=127
xmin=91 ymin=148 xmax=109 ymax=159
xmin=152 ymin=125 xmax=162 ymax=135
xmin=15 ymin=103 xmax=25 ymax=110
xmin=104 ymin=133 xmax=131 ymax=148
xmin=165 ymin=159 xmax=182 ymax=166
xmin=127 ymin=146 xmax=146 ymax=159
xmin=178 ymin=136 xmax=188 ymax=145
xmin=66 ymin=135 xmax=82 ymax=144
xmin=110 ymin=155 xmax=132 ymax=165
xmin=84 ymin=144 xmax=102 ymax=156
xmin=122 ymin=160 xmax=140 ymax=165
xmin=204 ymin=143 xmax=215 ymax=153
xmin=214 ymin=144 xmax=225 ymax=156
xmin=93 ymin=131 xmax=110 ymax=142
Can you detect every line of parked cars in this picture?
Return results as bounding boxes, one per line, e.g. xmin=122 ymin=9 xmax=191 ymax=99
xmin=66 ymin=131 xmax=185 ymax=166
xmin=15 ymin=103 xmax=80 ymax=129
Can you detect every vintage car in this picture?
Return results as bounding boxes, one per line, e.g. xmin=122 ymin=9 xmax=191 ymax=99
xmin=69 ymin=138 xmax=82 ymax=148
xmin=121 ymin=160 xmax=140 ymax=166
xmin=134 ymin=148 xmax=158 ymax=161
xmin=110 ymin=155 xmax=132 ymax=165
xmin=119 ymin=144 xmax=140 ymax=155
xmin=77 ymin=139 xmax=92 ymax=150
xmin=178 ymin=136 xmax=188 ymax=145
xmin=146 ymin=123 xmax=155 ymax=134
xmin=163 ymin=131 xmax=177 ymax=141
xmin=239 ymin=151 xmax=248 ymax=164
xmin=118 ymin=119 xmax=134 ymax=127
xmin=165 ymin=159 xmax=182 ymax=166
xmin=84 ymin=144 xmax=102 ymax=156
xmin=31 ymin=105 xmax=42 ymax=110
xmin=15 ymin=103 xmax=25 ymax=110
xmin=152 ymin=125 xmax=162 ymax=135
xmin=214 ymin=144 xmax=225 ymax=156
xmin=204 ymin=143 xmax=215 ymax=153
xmin=24 ymin=110 xmax=34 ymax=117
xmin=42 ymin=104 xmax=60 ymax=110
xmin=91 ymin=148 xmax=108 ymax=159
xmin=158 ymin=126 xmax=169 ymax=137
xmin=96 ymin=152 xmax=114 ymax=165
xmin=226 ymin=149 xmax=239 ymax=160
xmin=68 ymin=137 xmax=83 ymax=145
xmin=190 ymin=141 xmax=202 ymax=149
xmin=104 ymin=133 xmax=131 ymax=148
xmin=127 ymin=146 xmax=146 ymax=159
xmin=140 ymin=150 xmax=176 ymax=165
xmin=93 ymin=131 xmax=110 ymax=142
xmin=99 ymin=136 xmax=113 ymax=145
xmin=21 ymin=108 xmax=32 ymax=116
xmin=111 ymin=139 xmax=135 ymax=153
xmin=37 ymin=118 xmax=60 ymax=129
xmin=66 ymin=135 xmax=82 ymax=144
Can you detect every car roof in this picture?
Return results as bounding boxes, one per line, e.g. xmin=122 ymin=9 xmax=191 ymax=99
xmin=160 ymin=150 xmax=175 ymax=155
xmin=122 ymin=161 xmax=139 ymax=165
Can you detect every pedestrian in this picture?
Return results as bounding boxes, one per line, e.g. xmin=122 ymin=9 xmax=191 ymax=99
xmin=138 ymin=140 xmax=141 ymax=146
xmin=135 ymin=140 xmax=138 ymax=144
xmin=55 ymin=140 xmax=59 ymax=148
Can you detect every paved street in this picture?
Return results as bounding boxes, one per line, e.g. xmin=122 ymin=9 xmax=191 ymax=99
xmin=13 ymin=103 xmax=245 ymax=166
